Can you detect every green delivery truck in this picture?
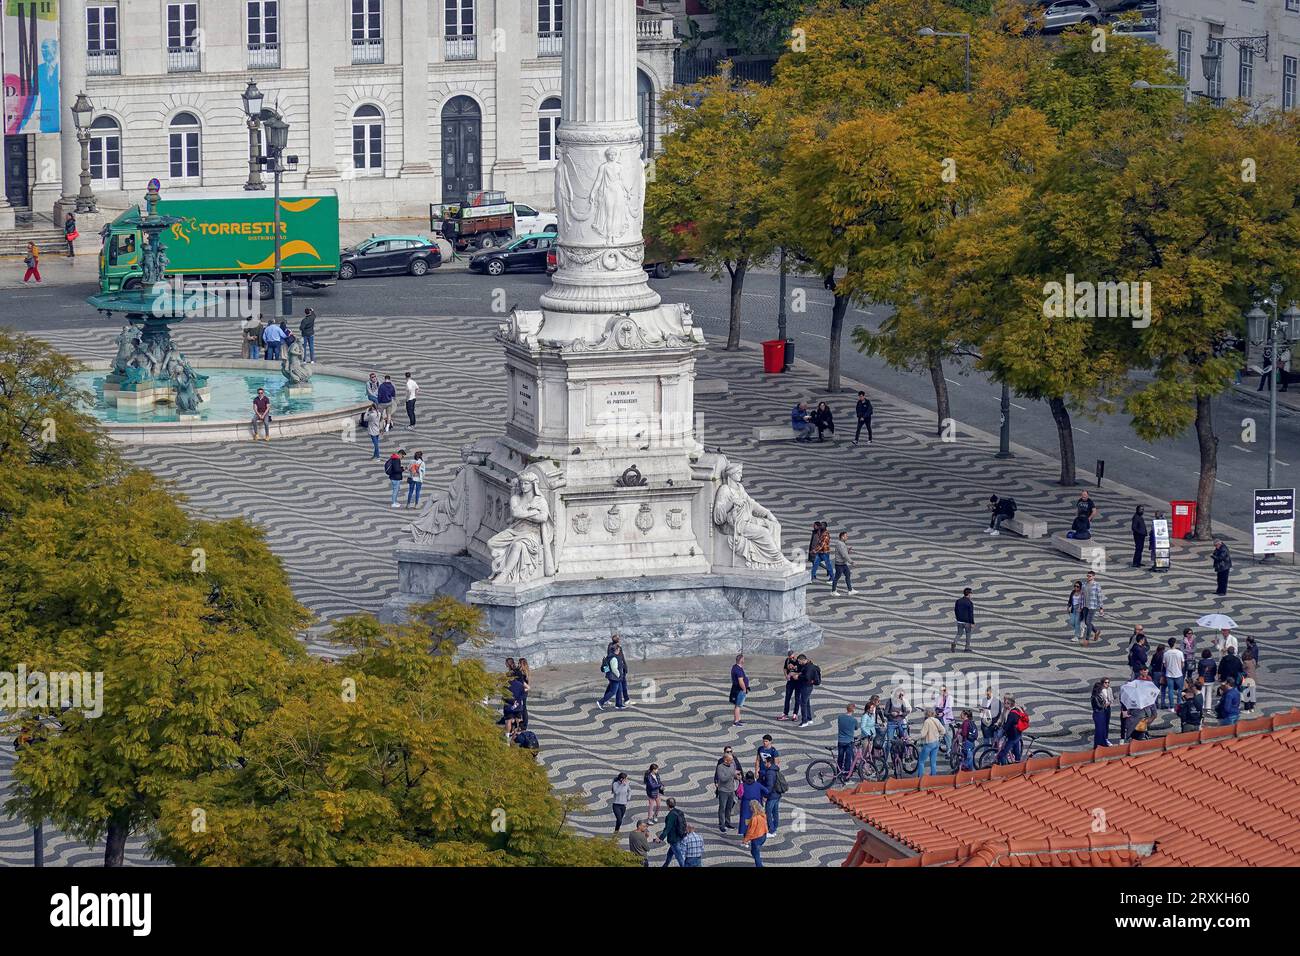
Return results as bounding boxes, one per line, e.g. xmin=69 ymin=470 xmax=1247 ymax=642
xmin=98 ymin=188 xmax=341 ymax=299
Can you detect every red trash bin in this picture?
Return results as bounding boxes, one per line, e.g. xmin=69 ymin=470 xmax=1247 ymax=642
xmin=1170 ymin=500 xmax=1197 ymax=539
xmin=762 ymin=339 xmax=786 ymax=373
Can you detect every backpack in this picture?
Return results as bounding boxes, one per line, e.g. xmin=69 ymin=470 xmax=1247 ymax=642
xmin=358 ymin=411 xmax=367 ymax=428
xmin=600 ymin=653 xmax=613 ymax=676
xmin=1002 ymin=498 xmax=1017 ymax=517
xmin=1214 ymin=694 xmax=1226 ymax=719
xmin=807 ymin=664 xmax=821 ymax=686
xmin=773 ymin=769 xmax=789 ymax=794
xmin=1011 ymin=708 xmax=1029 ymax=733
xmin=964 ymin=720 xmax=978 ymax=742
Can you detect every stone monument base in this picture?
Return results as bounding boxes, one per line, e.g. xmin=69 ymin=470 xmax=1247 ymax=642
xmin=382 ymin=546 xmax=822 ymax=667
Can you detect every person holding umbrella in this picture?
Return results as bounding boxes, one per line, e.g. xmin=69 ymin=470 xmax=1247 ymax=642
xmin=1119 ymin=669 xmax=1159 ymax=741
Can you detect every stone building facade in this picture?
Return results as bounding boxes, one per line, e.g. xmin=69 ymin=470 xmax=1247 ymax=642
xmin=0 ymin=0 xmax=677 ymax=227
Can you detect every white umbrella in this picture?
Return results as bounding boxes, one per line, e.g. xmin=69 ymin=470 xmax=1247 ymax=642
xmin=1197 ymin=613 xmax=1237 ymax=630
xmin=1119 ymin=678 xmax=1159 ymax=710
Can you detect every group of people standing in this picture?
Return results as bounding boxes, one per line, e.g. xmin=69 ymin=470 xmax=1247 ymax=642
xmin=380 ymin=447 xmax=425 ymax=509
xmin=789 ymin=392 xmax=875 ymax=445
xmin=241 ymin=309 xmax=316 ymax=363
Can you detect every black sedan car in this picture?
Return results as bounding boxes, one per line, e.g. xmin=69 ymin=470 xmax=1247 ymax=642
xmin=338 ymin=235 xmax=442 ymax=279
xmin=468 ymin=233 xmax=558 ymax=276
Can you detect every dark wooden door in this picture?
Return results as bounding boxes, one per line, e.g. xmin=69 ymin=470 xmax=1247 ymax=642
xmin=4 ymin=136 xmax=29 ymax=207
xmin=441 ymin=96 xmax=481 ymax=204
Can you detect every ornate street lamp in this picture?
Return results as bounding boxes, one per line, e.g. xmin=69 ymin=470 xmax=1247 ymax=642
xmin=1246 ymin=291 xmax=1297 ymax=491
xmin=70 ymin=92 xmax=97 ymax=213
xmin=241 ymin=80 xmax=265 ymax=190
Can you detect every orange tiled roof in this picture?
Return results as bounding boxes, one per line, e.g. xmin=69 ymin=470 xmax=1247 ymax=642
xmin=830 ymin=711 xmax=1300 ymax=867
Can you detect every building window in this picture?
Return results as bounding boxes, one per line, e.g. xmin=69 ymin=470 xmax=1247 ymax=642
xmin=638 ymin=70 xmax=655 ymax=159
xmin=87 ymin=4 xmax=120 ymax=75
xmin=538 ymin=96 xmax=561 ymax=162
xmin=1288 ymin=0 xmax=1299 ymax=12
xmin=1285 ymin=56 xmax=1297 ymax=110
xmin=1206 ymin=39 xmax=1223 ymax=101
xmin=538 ymin=0 xmax=562 ymax=56
xmin=352 ymin=104 xmax=384 ymax=171
xmin=352 ymin=0 xmax=383 ymax=63
xmin=248 ymin=1 xmax=280 ymax=68
xmin=168 ymin=112 xmax=201 ymax=179
xmin=1176 ymin=30 xmax=1191 ymax=82
xmin=1239 ymin=47 xmax=1254 ymax=100
xmin=89 ymin=115 xmax=121 ymax=186
xmin=445 ymin=0 xmax=476 ymax=60
xmin=167 ymin=2 xmax=200 ymax=72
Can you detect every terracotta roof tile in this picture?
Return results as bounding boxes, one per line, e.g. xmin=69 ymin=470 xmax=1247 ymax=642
xmin=831 ymin=709 xmax=1300 ymax=867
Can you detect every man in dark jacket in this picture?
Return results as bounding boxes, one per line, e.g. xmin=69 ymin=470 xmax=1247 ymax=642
xmin=986 ymin=494 xmax=1017 ymax=535
xmin=1128 ymin=635 xmax=1149 ymax=679
xmin=384 ymin=449 xmax=406 ymax=508
xmin=854 ymin=391 xmax=874 ymax=445
xmin=1217 ymin=648 xmax=1244 ymax=689
xmin=1177 ymin=685 xmax=1203 ymax=732
xmin=779 ymin=651 xmax=801 ymax=722
xmin=300 ymin=308 xmax=317 ymax=363
xmin=1130 ymin=505 xmax=1148 ymax=568
xmin=1212 ymin=539 xmax=1232 ymax=595
xmin=996 ymin=696 xmax=1026 ymax=764
xmin=796 ymin=654 xmax=821 ymax=727
xmin=659 ymin=798 xmax=688 ymax=866
xmin=952 ymin=587 xmax=975 ymax=652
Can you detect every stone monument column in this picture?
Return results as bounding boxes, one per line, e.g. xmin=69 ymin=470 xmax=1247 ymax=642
xmin=539 ymin=0 xmax=660 ymax=326
xmin=399 ymin=0 xmax=435 ymax=180
xmin=304 ymin=0 xmax=342 ymax=186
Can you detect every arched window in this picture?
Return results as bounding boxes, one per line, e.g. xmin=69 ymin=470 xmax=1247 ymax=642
xmin=637 ymin=70 xmax=655 ymax=159
xmin=89 ymin=115 xmax=122 ymax=186
xmin=538 ymin=96 xmax=561 ymax=162
xmin=352 ymin=103 xmax=384 ymax=171
xmin=168 ymin=112 xmax=201 ymax=179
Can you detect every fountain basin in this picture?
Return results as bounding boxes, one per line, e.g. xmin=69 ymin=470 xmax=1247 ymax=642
xmin=74 ymin=359 xmax=372 ymax=445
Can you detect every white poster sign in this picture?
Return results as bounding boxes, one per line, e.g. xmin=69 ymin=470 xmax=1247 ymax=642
xmin=1253 ymin=488 xmax=1296 ymax=555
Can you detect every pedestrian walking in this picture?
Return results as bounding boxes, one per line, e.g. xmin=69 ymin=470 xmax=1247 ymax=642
xmin=978 ymin=686 xmax=1001 ymax=747
xmin=830 ymin=530 xmax=856 ymax=594
xmin=1091 ymin=678 xmax=1112 ymax=748
xmin=809 ymin=522 xmax=833 ymax=582
xmin=853 ymin=390 xmax=873 ymax=445
xmin=250 ymin=387 xmax=271 ymax=440
xmin=742 ymin=799 xmax=769 ymax=867
xmin=596 ymin=643 xmax=628 ymax=709
xmin=836 ymin=703 xmax=858 ymax=773
xmin=729 ymin=653 xmax=749 ymax=726
xmin=405 ymin=450 xmax=424 ymax=508
xmin=377 ymin=375 xmax=397 ymax=431
xmin=680 ymin=824 xmax=705 ymax=867
xmin=811 ymin=401 xmax=835 ymax=441
xmin=64 ymin=212 xmax=78 ymax=257
xmin=22 ymin=242 xmax=41 ymax=283
xmin=384 ymin=449 xmax=406 ymax=507
xmin=916 ymin=707 xmax=944 ymax=777
xmin=628 ymin=819 xmax=657 ymax=866
xmin=644 ymin=763 xmax=664 ymax=824
xmin=778 ymin=651 xmax=801 ymax=722
xmin=1131 ymin=505 xmax=1148 ymax=568
xmin=300 ymin=308 xmax=317 ymax=363
xmin=790 ymin=401 xmax=815 ymax=442
xmin=713 ymin=752 xmax=740 ymax=833
xmin=1211 ymin=539 xmax=1232 ymax=596
xmin=404 ymin=371 xmax=420 ymax=426
xmin=1066 ymin=580 xmax=1084 ymax=639
xmin=658 ymin=798 xmax=688 ymax=867
xmin=1161 ymin=638 xmax=1185 ymax=709
xmin=1080 ymin=570 xmax=1105 ymax=645
xmin=796 ymin=654 xmax=820 ymax=727
xmin=952 ymin=587 xmax=975 ymax=652
xmin=362 ymin=403 xmax=383 ymax=458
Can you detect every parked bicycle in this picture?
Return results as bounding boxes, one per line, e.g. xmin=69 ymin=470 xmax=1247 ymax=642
xmin=805 ymin=740 xmax=875 ymax=790
xmin=973 ymin=733 xmax=1055 ymax=769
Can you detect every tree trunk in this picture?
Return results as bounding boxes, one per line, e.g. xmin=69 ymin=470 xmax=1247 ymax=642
xmin=104 ymin=814 xmax=129 ymax=867
xmin=928 ymin=354 xmax=950 ymax=438
xmin=827 ymin=289 xmax=849 ymax=393
xmin=1192 ymin=393 xmax=1216 ymax=539
xmin=1048 ymin=396 xmax=1078 ymax=486
xmin=726 ymin=260 xmax=746 ymax=351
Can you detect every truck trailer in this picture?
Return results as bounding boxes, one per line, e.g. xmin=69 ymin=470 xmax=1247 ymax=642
xmin=98 ymin=189 xmax=341 ymax=299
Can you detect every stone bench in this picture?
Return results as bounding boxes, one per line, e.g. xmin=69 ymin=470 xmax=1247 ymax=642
xmin=1003 ymin=514 xmax=1048 ymax=539
xmin=754 ymin=426 xmax=799 ymax=442
xmin=1051 ymin=533 xmax=1106 ymax=565
xmin=695 ymin=379 xmax=730 ymax=397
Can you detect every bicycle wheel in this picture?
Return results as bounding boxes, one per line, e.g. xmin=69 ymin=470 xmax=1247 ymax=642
xmin=974 ymin=746 xmax=997 ymax=770
xmin=901 ymin=743 xmax=919 ymax=775
xmin=1027 ymin=750 xmax=1054 ymax=762
xmin=805 ymin=759 xmax=843 ymax=791
xmin=867 ymin=749 xmax=887 ymax=780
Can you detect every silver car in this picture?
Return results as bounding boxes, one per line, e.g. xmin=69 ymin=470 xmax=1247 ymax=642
xmin=1039 ymin=0 xmax=1102 ymax=32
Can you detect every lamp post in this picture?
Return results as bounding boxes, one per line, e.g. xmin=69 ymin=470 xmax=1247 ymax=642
xmin=1201 ymin=45 xmax=1221 ymax=102
xmin=242 ymin=80 xmax=266 ymax=191
xmin=241 ymin=82 xmax=291 ymax=320
xmin=1247 ymin=291 xmax=1300 ymax=491
xmin=70 ymin=92 xmax=97 ymax=213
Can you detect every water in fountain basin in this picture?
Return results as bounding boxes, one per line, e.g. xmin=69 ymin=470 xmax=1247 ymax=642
xmin=73 ymin=369 xmax=365 ymax=424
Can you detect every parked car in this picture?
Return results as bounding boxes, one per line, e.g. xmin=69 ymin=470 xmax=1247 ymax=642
xmin=1036 ymin=0 xmax=1102 ymax=32
xmin=513 ymin=203 xmax=559 ymax=236
xmin=469 ymin=233 xmax=558 ymax=276
xmin=338 ymin=235 xmax=441 ymax=279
